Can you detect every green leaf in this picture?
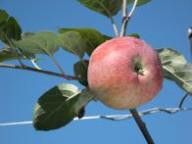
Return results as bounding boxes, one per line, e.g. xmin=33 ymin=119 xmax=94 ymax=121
xmin=77 ymin=0 xmax=151 ymax=18
xmin=157 ymin=48 xmax=192 ymax=93
xmin=0 ymin=48 xmax=20 ymax=62
xmin=77 ymin=0 xmax=122 ymax=17
xmin=0 ymin=47 xmax=33 ymax=62
xmin=157 ymin=48 xmax=187 ymax=75
xmin=74 ymin=60 xmax=89 ymax=86
xmin=22 ymin=32 xmax=34 ymax=38
xmin=58 ymin=31 xmax=86 ymax=58
xmin=129 ymin=33 xmax=140 ymax=38
xmin=0 ymin=10 xmax=22 ymax=44
xmin=33 ymin=83 xmax=93 ymax=131
xmin=0 ymin=10 xmax=8 ymax=24
xmin=59 ymin=28 xmax=110 ymax=56
xmin=15 ymin=32 xmax=60 ymax=55
xmin=128 ymin=0 xmax=152 ymax=6
xmin=163 ymin=64 xmax=192 ymax=94
xmin=173 ymin=64 xmax=192 ymax=93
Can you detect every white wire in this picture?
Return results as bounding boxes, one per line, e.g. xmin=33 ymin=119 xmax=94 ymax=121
xmin=0 ymin=121 xmax=32 ymax=126
xmin=0 ymin=107 xmax=191 ymax=127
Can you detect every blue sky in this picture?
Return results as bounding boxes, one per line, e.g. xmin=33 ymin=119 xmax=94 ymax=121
xmin=0 ymin=0 xmax=192 ymax=143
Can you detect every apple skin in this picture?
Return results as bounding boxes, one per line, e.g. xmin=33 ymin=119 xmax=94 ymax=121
xmin=87 ymin=37 xmax=163 ymax=109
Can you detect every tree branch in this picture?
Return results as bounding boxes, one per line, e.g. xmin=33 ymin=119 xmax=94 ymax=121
xmin=130 ymin=109 xmax=154 ymax=144
xmin=120 ymin=0 xmax=138 ymax=36
xmin=0 ymin=63 xmax=77 ymax=80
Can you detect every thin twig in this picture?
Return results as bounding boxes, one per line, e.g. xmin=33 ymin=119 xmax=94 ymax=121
xmin=49 ymin=55 xmax=66 ymax=76
xmin=120 ymin=0 xmax=138 ymax=36
xmin=94 ymin=0 xmax=119 ymax=36
xmin=0 ymin=63 xmax=77 ymax=80
xmin=15 ymin=49 xmax=25 ymax=67
xmin=188 ymin=27 xmax=192 ymax=60
xmin=130 ymin=109 xmax=154 ymax=144
xmin=120 ymin=0 xmax=128 ymax=37
xmin=6 ymin=38 xmax=25 ymax=67
xmin=30 ymin=59 xmax=42 ymax=70
xmin=179 ymin=93 xmax=190 ymax=108
xmin=110 ymin=17 xmax=119 ymax=37
xmin=122 ymin=0 xmax=128 ymax=18
xmin=128 ymin=0 xmax=138 ymax=18
xmin=0 ymin=107 xmax=191 ymax=127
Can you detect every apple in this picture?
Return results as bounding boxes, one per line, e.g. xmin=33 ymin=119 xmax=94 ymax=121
xmin=87 ymin=37 xmax=163 ymax=109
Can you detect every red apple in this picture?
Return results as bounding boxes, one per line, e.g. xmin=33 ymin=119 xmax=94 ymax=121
xmin=88 ymin=37 xmax=163 ymax=109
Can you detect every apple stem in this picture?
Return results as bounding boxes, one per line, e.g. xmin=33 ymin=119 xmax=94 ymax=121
xmin=130 ymin=108 xmax=155 ymax=144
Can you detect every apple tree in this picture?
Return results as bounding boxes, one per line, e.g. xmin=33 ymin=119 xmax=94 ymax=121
xmin=0 ymin=0 xmax=192 ymax=143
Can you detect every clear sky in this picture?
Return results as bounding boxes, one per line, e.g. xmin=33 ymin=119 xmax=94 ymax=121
xmin=0 ymin=0 xmax=192 ymax=144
